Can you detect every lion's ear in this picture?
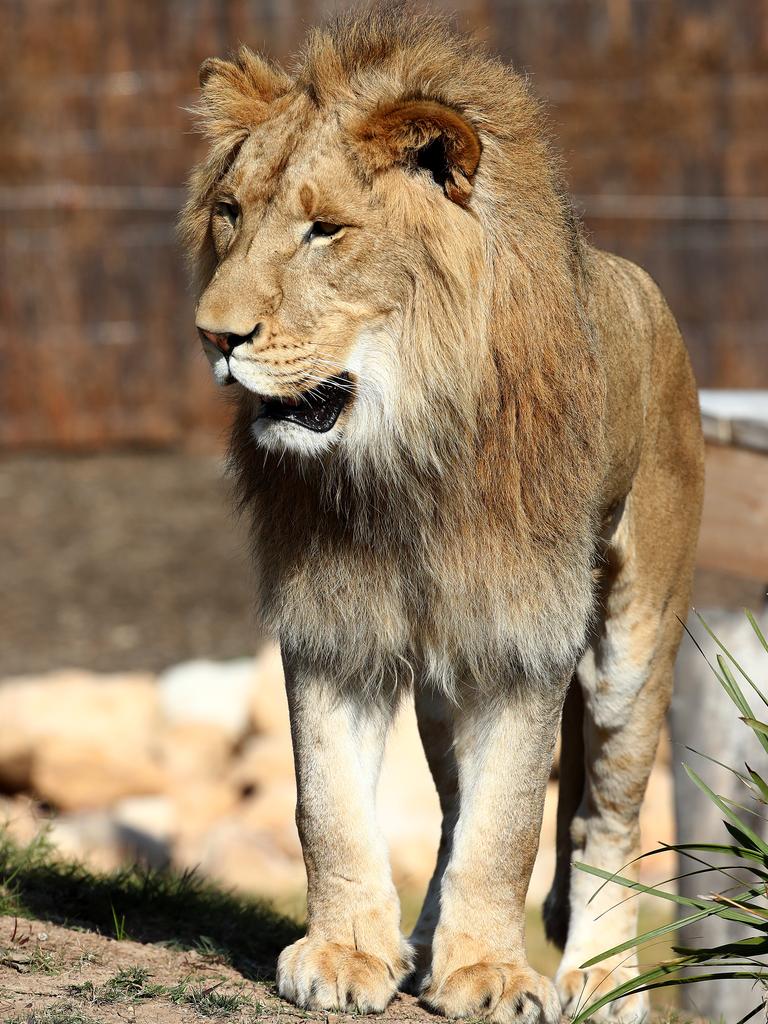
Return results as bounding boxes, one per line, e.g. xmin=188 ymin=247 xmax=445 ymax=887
xmin=197 ymin=47 xmax=292 ymax=121
xmin=352 ymin=99 xmax=481 ymax=207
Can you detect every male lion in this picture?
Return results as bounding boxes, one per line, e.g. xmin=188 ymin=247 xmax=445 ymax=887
xmin=181 ymin=7 xmax=704 ymax=1023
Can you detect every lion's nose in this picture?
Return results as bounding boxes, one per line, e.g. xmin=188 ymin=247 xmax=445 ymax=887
xmin=197 ymin=324 xmax=261 ymax=356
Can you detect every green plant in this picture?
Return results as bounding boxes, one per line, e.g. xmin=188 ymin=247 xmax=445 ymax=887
xmin=572 ymin=611 xmax=768 ymax=1023
xmin=70 ymin=965 xmax=166 ymax=1004
xmin=178 ymin=982 xmax=248 ymax=1017
xmin=110 ymin=901 xmax=127 ymax=941
xmin=5 ymin=1002 xmax=97 ymax=1024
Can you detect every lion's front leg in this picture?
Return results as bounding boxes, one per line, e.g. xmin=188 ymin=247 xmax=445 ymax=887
xmin=276 ymin=654 xmax=411 ymax=1013
xmin=423 ymin=684 xmax=566 ymax=1024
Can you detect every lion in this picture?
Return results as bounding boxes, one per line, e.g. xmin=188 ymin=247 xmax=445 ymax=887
xmin=180 ymin=7 xmax=704 ymax=1023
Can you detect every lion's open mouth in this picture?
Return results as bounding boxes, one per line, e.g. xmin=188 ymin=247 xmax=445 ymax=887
xmin=257 ymin=372 xmax=352 ymax=433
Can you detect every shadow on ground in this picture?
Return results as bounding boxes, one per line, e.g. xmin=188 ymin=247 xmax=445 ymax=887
xmin=0 ymin=831 xmax=301 ymax=980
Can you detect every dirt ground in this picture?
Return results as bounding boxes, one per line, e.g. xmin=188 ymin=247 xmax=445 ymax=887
xmin=1 ymin=452 xmax=764 ymax=679
xmin=0 ymin=915 xmax=702 ymax=1024
xmin=0 ymin=454 xmax=260 ymax=678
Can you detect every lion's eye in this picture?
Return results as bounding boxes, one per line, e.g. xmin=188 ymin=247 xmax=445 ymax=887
xmin=308 ymin=221 xmax=342 ymax=241
xmin=213 ymin=200 xmax=239 ymax=227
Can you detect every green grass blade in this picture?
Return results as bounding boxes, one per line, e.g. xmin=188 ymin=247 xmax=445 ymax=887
xmin=674 ymin=935 xmax=768 ymax=958
xmin=745 ymin=764 xmax=768 ymax=804
xmin=746 ymin=610 xmax=768 ymax=655
xmin=697 ymin=611 xmax=768 ymax=710
xmin=685 ymin=743 xmax=751 ymax=784
xmin=574 ymin=862 xmax=760 ymax=925
xmin=666 ymin=838 xmax=768 ymax=866
xmin=684 ymin=764 xmax=768 ymax=856
xmin=572 ymin=968 xmax=766 ymax=1023
xmin=734 ymin=1003 xmax=764 ymax=1024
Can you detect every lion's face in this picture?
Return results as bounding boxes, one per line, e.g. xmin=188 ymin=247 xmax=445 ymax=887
xmin=187 ymin=56 xmax=483 ymax=457
xmin=196 ymin=100 xmax=398 ymax=454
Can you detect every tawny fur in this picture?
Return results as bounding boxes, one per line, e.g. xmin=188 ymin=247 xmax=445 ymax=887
xmin=180 ymin=6 xmax=704 ymax=1023
xmin=181 ymin=7 xmax=607 ymax=695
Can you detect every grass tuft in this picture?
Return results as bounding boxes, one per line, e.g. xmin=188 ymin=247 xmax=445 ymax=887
xmin=0 ymin=829 xmax=301 ymax=979
xmin=70 ymin=964 xmax=166 ymax=1004
xmin=5 ymin=1001 xmax=98 ymax=1024
xmin=176 ymin=982 xmax=249 ymax=1017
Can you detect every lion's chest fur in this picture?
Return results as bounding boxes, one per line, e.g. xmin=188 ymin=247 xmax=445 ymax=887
xmin=250 ymin=470 xmax=598 ymax=693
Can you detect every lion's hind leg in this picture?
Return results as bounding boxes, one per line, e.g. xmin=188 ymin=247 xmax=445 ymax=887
xmin=406 ymin=689 xmax=460 ymax=992
xmin=542 ymin=675 xmax=585 ymax=950
xmin=555 ymin=496 xmax=697 ymax=1023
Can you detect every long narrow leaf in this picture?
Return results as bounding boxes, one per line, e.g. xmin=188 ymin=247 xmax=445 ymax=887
xmin=746 ymin=610 xmax=768 ymax=655
xmin=697 ymin=611 xmax=768 ymax=710
xmin=660 ymin=839 xmax=768 ymax=865
xmin=746 ymin=764 xmax=768 ymax=804
xmin=684 ymin=764 xmax=768 ymax=856
xmin=686 ymin=743 xmax=751 ymax=785
xmin=674 ymin=935 xmax=768 ymax=958
xmin=734 ymin=1003 xmax=764 ymax=1024
xmin=575 ymin=862 xmax=760 ymax=926
xmin=578 ymin=878 xmax=768 ymax=971
xmin=572 ymin=967 xmax=765 ymax=1023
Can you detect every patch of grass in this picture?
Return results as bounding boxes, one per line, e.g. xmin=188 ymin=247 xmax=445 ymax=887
xmin=28 ymin=945 xmax=62 ymax=974
xmin=193 ymin=932 xmax=233 ymax=966
xmin=72 ymin=950 xmax=101 ymax=971
xmin=0 ymin=830 xmax=301 ymax=979
xmin=67 ymin=968 xmax=255 ymax=1017
xmin=102 ymin=964 xmax=163 ymax=1001
xmin=70 ymin=965 xmax=165 ymax=1004
xmin=176 ymin=982 xmax=249 ymax=1017
xmin=0 ymin=941 xmax=62 ymax=975
xmin=6 ymin=1001 xmax=98 ymax=1024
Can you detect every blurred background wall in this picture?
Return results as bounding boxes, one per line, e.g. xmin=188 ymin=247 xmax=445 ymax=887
xmin=2 ymin=0 xmax=767 ymax=453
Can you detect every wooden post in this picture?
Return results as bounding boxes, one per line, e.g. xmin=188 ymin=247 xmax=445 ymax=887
xmin=671 ymin=391 xmax=768 ymax=1019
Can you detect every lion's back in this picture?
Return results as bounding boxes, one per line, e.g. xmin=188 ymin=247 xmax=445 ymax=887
xmin=585 ymin=244 xmax=702 ymax=508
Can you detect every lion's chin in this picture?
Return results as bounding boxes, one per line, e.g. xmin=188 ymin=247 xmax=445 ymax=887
xmin=246 ymin=372 xmax=354 ymax=453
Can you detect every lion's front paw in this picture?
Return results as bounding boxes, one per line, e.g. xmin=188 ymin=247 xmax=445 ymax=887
xmin=277 ymin=936 xmax=406 ymax=1012
xmin=423 ymin=962 xmax=561 ymax=1024
xmin=556 ymin=965 xmax=649 ymax=1023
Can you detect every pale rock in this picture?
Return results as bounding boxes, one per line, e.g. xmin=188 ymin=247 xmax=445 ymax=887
xmin=248 ymin=645 xmax=289 ymax=736
xmin=158 ymin=659 xmax=254 ymax=739
xmin=170 ymin=779 xmax=238 ymax=835
xmin=113 ymin=794 xmax=176 ymax=841
xmin=48 ymin=804 xmax=171 ymax=871
xmin=31 ymin=737 xmax=164 ymax=811
xmin=230 ymin=734 xmax=294 ymax=797
xmin=159 ymin=722 xmax=233 ymax=781
xmin=0 ymin=670 xmax=158 ymax=792
xmin=47 ymin=811 xmax=123 ymax=872
xmin=0 ymin=794 xmax=47 ymax=847
xmin=178 ymin=817 xmax=306 ymax=895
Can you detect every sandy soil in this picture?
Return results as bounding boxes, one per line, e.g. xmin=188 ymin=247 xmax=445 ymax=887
xmin=0 ymin=454 xmax=260 ymax=677
xmin=0 ymin=915 xmax=707 ymax=1024
xmin=0 ymin=916 xmax=443 ymax=1024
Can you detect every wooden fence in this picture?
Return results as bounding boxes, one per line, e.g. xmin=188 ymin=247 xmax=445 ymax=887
xmin=1 ymin=0 xmax=766 ymax=450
